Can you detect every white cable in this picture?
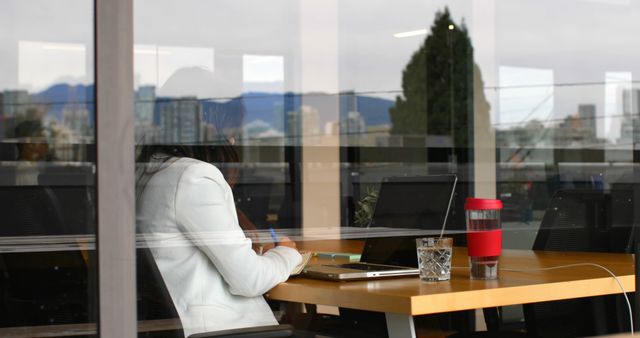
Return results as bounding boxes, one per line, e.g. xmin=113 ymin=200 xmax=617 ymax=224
xmin=466 ymin=263 xmax=634 ymax=335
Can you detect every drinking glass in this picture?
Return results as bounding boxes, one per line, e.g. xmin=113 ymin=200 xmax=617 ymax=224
xmin=416 ymin=237 xmax=453 ymax=281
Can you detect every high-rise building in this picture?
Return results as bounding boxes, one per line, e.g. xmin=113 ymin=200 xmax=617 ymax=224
xmin=3 ymin=90 xmax=29 ymax=119
xmin=619 ymin=89 xmax=640 ymax=145
xmin=339 ymin=91 xmax=360 ymax=146
xmin=622 ymin=89 xmax=640 ymax=116
xmin=272 ymin=100 xmax=285 ymax=134
xmin=160 ymin=97 xmax=201 ymax=144
xmin=340 ymin=91 xmax=357 ymax=119
xmin=2 ymin=90 xmax=29 ymax=139
xmin=577 ymin=104 xmax=596 ymax=138
xmin=341 ymin=110 xmax=366 ymax=134
xmin=135 ymin=86 xmax=157 ymax=143
xmin=135 ymin=86 xmax=156 ymax=126
xmin=286 ymin=105 xmax=319 ymax=142
xmin=283 ymin=93 xmax=301 ymax=141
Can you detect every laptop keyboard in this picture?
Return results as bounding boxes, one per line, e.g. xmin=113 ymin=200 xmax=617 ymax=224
xmin=333 ymin=263 xmax=405 ymax=271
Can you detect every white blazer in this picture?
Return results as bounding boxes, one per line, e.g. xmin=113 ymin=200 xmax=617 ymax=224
xmin=136 ymin=157 xmax=302 ymax=337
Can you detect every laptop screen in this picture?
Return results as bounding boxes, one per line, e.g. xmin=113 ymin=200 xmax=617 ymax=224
xmin=369 ymin=175 xmax=457 ymax=230
xmin=361 ymin=175 xmax=457 ymax=267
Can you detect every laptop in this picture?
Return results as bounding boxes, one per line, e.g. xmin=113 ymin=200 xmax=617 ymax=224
xmin=301 ymin=174 xmax=458 ymax=281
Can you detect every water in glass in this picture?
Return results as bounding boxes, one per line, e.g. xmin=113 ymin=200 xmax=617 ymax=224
xmin=417 ymin=245 xmax=452 ymax=281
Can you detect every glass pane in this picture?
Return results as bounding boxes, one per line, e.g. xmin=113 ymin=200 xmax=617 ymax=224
xmin=340 ymin=2 xmax=476 ymax=233
xmin=134 ymin=1 xmax=303 ymax=336
xmin=134 ymin=1 xmax=638 ymax=337
xmin=0 ymin=0 xmax=96 ymax=336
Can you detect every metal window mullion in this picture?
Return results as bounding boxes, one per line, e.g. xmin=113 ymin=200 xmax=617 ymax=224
xmin=95 ymin=0 xmax=136 ymax=337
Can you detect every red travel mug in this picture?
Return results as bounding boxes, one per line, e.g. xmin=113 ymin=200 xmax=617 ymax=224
xmin=465 ymin=198 xmax=503 ymax=280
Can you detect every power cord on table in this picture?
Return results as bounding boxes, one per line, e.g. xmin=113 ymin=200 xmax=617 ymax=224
xmin=452 ymin=263 xmax=634 ymax=335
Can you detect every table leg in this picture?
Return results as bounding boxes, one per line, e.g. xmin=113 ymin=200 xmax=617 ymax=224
xmin=385 ymin=312 xmax=416 ymax=338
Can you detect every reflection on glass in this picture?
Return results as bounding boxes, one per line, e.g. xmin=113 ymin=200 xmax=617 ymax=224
xmin=605 ymin=72 xmax=632 ymax=146
xmin=389 ymin=8 xmax=474 ymax=148
xmin=133 ymin=0 xmax=640 ymax=336
xmin=0 ymin=0 xmax=96 ymax=334
xmin=498 ymin=66 xmax=554 ymax=129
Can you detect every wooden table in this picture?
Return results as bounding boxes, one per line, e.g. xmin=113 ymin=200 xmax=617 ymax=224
xmin=267 ymin=241 xmax=635 ymax=338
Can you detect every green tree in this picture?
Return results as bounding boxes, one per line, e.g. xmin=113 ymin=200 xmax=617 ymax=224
xmin=390 ymin=8 xmax=474 ymax=148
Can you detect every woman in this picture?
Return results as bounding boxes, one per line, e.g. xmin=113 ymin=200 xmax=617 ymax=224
xmin=136 ymin=114 xmax=301 ymax=336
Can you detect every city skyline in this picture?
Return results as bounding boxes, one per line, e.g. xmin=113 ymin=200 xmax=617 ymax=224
xmin=2 ymin=80 xmax=639 ymax=153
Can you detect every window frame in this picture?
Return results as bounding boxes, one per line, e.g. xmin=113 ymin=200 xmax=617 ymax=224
xmin=95 ymin=0 xmax=136 ymax=336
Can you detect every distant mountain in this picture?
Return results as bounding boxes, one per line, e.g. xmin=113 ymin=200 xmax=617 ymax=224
xmin=241 ymin=92 xmax=393 ymax=130
xmin=241 ymin=92 xmax=287 ymax=131
xmin=353 ymin=95 xmax=394 ymax=127
xmin=32 ymin=83 xmax=95 ymax=125
xmin=34 ymin=83 xmax=94 ymax=104
xmin=29 ymin=84 xmax=394 ymax=132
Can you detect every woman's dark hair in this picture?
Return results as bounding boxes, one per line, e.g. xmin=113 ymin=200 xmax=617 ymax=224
xmin=136 ymin=143 xmax=240 ymax=185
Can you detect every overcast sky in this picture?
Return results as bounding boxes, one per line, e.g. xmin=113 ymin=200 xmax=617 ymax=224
xmin=2 ymin=0 xmax=640 ymax=140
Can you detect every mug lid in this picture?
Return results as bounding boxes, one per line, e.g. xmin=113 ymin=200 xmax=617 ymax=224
xmin=464 ymin=197 xmax=503 ymax=210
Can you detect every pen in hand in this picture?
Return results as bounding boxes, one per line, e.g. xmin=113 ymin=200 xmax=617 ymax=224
xmin=269 ymin=227 xmax=279 ymax=246
xmin=268 ymin=228 xmax=297 ymax=250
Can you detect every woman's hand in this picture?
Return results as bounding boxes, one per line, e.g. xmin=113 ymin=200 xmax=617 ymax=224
xmin=277 ymin=236 xmax=297 ymax=250
xmin=258 ymin=236 xmax=297 ymax=254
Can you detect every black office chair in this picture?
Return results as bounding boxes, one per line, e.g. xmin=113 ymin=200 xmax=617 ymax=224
xmin=38 ymin=165 xmax=97 ymax=235
xmin=0 ymin=185 xmax=95 ymax=327
xmin=0 ymin=250 xmax=93 ymax=327
xmin=523 ymin=188 xmax=634 ymax=337
xmin=136 ymin=246 xmax=296 ymax=338
xmin=0 ymin=185 xmax=65 ymax=236
xmin=232 ymin=175 xmax=274 ymax=229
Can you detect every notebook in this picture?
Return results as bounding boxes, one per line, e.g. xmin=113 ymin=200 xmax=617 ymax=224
xmin=291 ymin=252 xmax=313 ymax=275
xmin=301 ymin=174 xmax=457 ymax=281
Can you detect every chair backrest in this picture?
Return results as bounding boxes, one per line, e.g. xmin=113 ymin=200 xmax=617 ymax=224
xmin=535 ymin=189 xmax=634 ymax=253
xmin=525 ymin=188 xmax=634 ymax=337
xmin=0 ymin=185 xmax=95 ymax=236
xmin=135 ymin=247 xmax=296 ymax=338
xmin=0 ymin=183 xmax=96 ymax=327
xmin=0 ymin=186 xmax=63 ymax=236
xmin=136 ymin=247 xmax=185 ymax=338
xmin=0 ymin=250 xmax=93 ymax=327
xmin=232 ymin=176 xmax=273 ymax=229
